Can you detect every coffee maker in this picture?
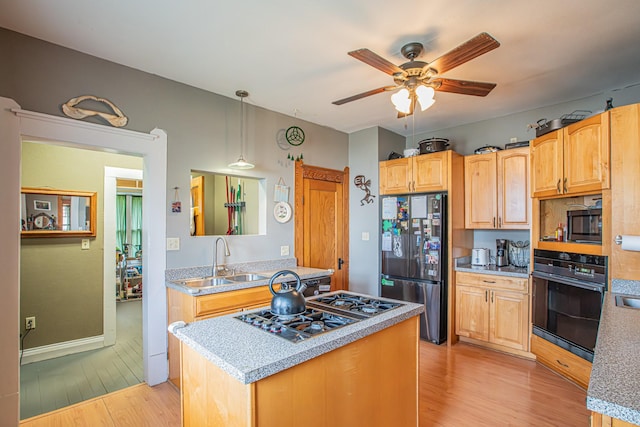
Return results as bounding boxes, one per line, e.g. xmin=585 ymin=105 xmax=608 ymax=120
xmin=496 ymin=239 xmax=509 ymax=267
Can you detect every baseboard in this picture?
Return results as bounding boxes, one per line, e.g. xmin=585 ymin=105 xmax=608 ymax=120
xmin=21 ymin=335 xmax=105 ymax=365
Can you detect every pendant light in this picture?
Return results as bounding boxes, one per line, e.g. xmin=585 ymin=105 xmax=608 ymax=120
xmin=228 ymin=90 xmax=255 ymax=169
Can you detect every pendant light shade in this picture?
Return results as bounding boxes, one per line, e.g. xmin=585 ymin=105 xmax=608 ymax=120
xmin=228 ymin=90 xmax=254 ymax=170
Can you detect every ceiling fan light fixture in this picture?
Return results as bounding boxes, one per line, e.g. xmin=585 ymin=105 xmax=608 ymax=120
xmin=391 ymin=88 xmax=412 ymax=114
xmin=416 ymin=85 xmax=436 ymax=111
xmin=228 ymin=89 xmax=255 ymax=170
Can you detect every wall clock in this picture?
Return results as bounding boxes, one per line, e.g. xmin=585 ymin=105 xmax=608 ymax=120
xmin=273 ymin=201 xmax=292 ymax=223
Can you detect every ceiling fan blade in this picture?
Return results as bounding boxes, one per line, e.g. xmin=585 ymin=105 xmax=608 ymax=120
xmin=348 ymin=48 xmax=405 ymax=76
xmin=429 ymin=32 xmax=500 ymax=75
xmin=434 ymin=78 xmax=497 ymax=97
xmin=332 ymin=86 xmax=397 ymax=105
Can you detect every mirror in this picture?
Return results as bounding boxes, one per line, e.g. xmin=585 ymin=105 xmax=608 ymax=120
xmin=190 ymin=171 xmax=265 ymax=236
xmin=21 ymin=187 xmax=97 ymax=237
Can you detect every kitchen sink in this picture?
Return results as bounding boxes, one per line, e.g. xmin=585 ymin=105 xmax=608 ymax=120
xmin=173 ymin=277 xmax=232 ymax=288
xmin=226 ymin=273 xmax=270 ymax=282
xmin=615 ymin=295 xmax=640 ymax=309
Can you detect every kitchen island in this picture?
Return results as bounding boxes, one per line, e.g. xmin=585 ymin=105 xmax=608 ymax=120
xmin=169 ymin=291 xmax=424 ymax=427
xmin=587 ymin=279 xmax=640 ymax=426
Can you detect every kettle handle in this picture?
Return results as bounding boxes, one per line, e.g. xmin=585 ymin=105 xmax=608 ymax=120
xmin=268 ymin=270 xmax=302 ymax=296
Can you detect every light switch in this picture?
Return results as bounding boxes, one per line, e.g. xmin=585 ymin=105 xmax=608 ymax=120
xmin=81 ymin=239 xmax=90 ymax=250
xmin=167 ymin=237 xmax=180 ymax=251
xmin=280 ymin=245 xmax=290 ymax=256
xmin=362 ymin=232 xmax=370 ymax=241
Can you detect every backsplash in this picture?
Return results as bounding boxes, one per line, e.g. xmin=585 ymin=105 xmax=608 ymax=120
xmin=165 ymin=257 xmax=297 ymax=281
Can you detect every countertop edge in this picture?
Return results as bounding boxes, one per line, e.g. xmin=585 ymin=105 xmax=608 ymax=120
xmin=587 ymin=281 xmax=640 ymax=425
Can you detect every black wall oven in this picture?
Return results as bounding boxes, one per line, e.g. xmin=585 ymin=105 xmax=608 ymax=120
xmin=532 ymin=250 xmax=607 ymax=362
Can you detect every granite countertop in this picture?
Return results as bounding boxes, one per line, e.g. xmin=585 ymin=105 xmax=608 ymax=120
xmin=166 ymin=263 xmax=333 ymax=296
xmin=587 ymin=279 xmax=640 ymax=425
xmin=454 ymin=256 xmax=529 ymax=279
xmin=169 ymin=291 xmax=424 ymax=384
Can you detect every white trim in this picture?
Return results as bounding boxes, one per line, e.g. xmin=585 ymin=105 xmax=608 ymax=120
xmin=21 ymin=336 xmax=105 ymax=365
xmin=104 ymin=167 xmax=143 ymax=347
xmin=13 ymin=108 xmax=168 ymax=386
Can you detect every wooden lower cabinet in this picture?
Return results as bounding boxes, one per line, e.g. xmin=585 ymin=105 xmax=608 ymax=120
xmin=530 ymin=334 xmax=591 ymax=389
xmin=167 ymin=286 xmax=272 ymax=388
xmin=180 ymin=316 xmax=419 ymax=427
xmin=455 ymin=272 xmax=530 ymax=354
xmin=591 ymin=411 xmax=637 ymax=427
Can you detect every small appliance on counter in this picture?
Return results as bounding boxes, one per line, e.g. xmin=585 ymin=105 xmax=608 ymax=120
xmin=471 ymin=248 xmax=490 ymax=266
xmin=496 ymin=239 xmax=509 ymax=267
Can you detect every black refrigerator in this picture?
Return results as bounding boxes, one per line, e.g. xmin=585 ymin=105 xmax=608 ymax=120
xmin=380 ymin=192 xmax=447 ymax=344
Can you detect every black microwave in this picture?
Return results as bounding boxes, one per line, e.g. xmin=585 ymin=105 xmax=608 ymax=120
xmin=567 ymin=209 xmax=602 ymax=243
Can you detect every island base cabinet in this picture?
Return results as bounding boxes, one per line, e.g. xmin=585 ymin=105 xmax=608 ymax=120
xmin=591 ymin=411 xmax=637 ymax=427
xmin=180 ymin=317 xmax=419 ymax=427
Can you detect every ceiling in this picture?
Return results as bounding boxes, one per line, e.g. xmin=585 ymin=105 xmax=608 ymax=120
xmin=2 ymin=0 xmax=640 ymax=137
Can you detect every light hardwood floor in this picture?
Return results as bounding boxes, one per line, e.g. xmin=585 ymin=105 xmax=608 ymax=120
xmin=20 ymin=341 xmax=590 ymax=426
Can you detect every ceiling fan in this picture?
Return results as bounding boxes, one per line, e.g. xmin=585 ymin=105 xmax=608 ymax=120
xmin=332 ymin=32 xmax=500 ymax=117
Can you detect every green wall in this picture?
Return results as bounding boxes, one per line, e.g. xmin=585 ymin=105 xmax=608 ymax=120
xmin=21 ymin=141 xmax=142 ymax=349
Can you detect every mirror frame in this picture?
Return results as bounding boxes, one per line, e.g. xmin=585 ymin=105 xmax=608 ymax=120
xmin=21 ymin=187 xmax=97 ymax=238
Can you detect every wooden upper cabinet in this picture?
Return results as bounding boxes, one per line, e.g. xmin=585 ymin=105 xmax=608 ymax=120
xmin=498 ymin=148 xmax=531 ymax=228
xmin=379 ymin=157 xmax=412 ymax=194
xmin=465 ymin=147 xmax=530 ymax=229
xmin=531 ymin=112 xmax=610 ymax=198
xmin=564 ymin=112 xmax=610 ymax=194
xmin=465 ymin=153 xmax=497 ymax=228
xmin=379 ymin=152 xmax=448 ymax=195
xmin=413 ymin=151 xmax=448 ymax=192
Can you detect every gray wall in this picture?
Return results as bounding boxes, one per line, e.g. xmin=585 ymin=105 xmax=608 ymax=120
xmin=0 ymin=27 xmax=349 ymax=269
xmin=348 ymin=127 xmax=404 ymax=296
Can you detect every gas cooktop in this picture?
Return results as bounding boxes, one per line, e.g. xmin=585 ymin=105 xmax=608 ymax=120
xmin=235 ymin=293 xmax=403 ymax=343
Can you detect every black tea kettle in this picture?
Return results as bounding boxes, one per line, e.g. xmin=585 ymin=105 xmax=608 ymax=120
xmin=269 ymin=270 xmax=307 ymax=316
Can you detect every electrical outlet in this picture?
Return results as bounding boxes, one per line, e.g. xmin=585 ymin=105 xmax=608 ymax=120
xmin=166 ymin=237 xmax=180 ymax=251
xmin=362 ymin=232 xmax=370 ymax=241
xmin=280 ymin=245 xmax=290 ymax=256
xmin=81 ymin=239 xmax=90 ymax=250
xmin=25 ymin=316 xmax=36 ymax=330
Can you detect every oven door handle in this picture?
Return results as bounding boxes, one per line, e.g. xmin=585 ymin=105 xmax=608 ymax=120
xmin=532 ymin=271 xmax=605 ymax=293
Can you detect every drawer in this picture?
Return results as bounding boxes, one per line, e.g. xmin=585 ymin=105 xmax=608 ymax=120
xmin=531 ymin=334 xmax=591 ymax=389
xmin=456 ymin=271 xmax=528 ymax=292
xmin=195 ymin=285 xmax=271 ymax=317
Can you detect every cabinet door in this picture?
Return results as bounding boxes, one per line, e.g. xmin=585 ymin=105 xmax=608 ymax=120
xmin=413 ymin=151 xmax=448 ymax=192
xmin=611 ymin=104 xmax=640 ymax=281
xmin=455 ymin=284 xmax=489 ymax=340
xmin=489 ymin=290 xmax=528 ymax=351
xmin=563 ymin=112 xmax=610 ymax=194
xmin=379 ymin=157 xmax=411 ymax=194
xmin=464 ymin=153 xmax=497 ymax=228
xmin=531 ymin=130 xmax=564 ymax=198
xmin=497 ymin=147 xmax=530 ymax=229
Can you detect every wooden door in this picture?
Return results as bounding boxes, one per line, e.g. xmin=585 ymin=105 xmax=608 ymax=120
xmin=455 ymin=284 xmax=489 ymax=341
xmin=611 ymin=104 xmax=640 ymax=281
xmin=563 ymin=112 xmax=610 ymax=194
xmin=464 ymin=153 xmax=497 ymax=228
xmin=531 ymin=130 xmax=564 ymax=198
xmin=379 ymin=157 xmax=411 ymax=194
xmin=413 ymin=151 xmax=448 ymax=192
xmin=295 ymin=162 xmax=349 ymax=291
xmin=497 ymin=147 xmax=530 ymax=229
xmin=190 ymin=176 xmax=205 ymax=236
xmin=489 ymin=290 xmax=528 ymax=350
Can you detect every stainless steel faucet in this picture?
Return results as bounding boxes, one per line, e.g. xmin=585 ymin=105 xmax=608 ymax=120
xmin=212 ymin=237 xmax=230 ymax=276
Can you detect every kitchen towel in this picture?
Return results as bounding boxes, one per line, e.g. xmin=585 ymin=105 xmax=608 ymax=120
xmin=621 ymin=235 xmax=640 ymax=252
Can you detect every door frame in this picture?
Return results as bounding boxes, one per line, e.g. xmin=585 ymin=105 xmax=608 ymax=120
xmin=294 ymin=161 xmax=349 ymax=289
xmin=8 ymin=105 xmax=168 ymax=388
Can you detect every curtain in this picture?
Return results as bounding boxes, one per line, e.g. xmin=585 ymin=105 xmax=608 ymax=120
xmin=131 ymin=195 xmax=142 ymax=250
xmin=116 ymin=195 xmax=127 ymax=252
